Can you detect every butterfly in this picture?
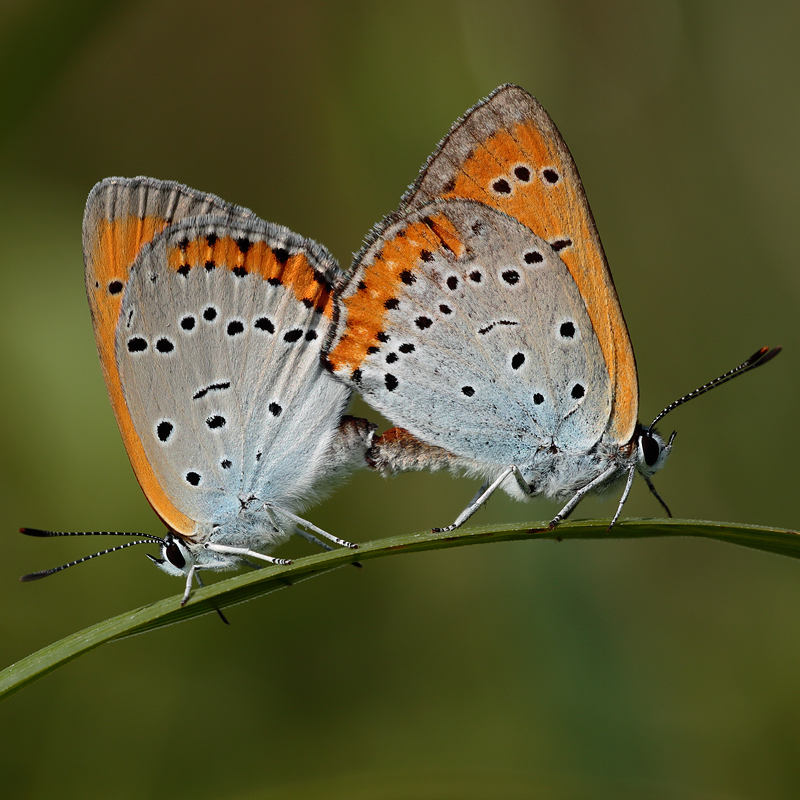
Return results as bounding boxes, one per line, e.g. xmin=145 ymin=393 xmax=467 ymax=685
xmin=22 ymin=177 xmax=374 ymax=604
xmin=324 ymin=84 xmax=780 ymax=531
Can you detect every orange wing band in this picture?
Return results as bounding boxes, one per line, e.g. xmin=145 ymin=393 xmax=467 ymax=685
xmin=327 ymin=212 xmax=464 ymax=375
xmin=87 ymin=214 xmax=197 ymax=535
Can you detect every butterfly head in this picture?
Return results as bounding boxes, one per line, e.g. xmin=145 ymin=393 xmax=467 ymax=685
xmin=145 ymin=531 xmax=195 ymax=578
xmin=635 ymin=426 xmax=676 ymax=479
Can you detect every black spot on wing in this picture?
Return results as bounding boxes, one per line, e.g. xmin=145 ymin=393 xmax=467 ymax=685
xmin=492 ymin=178 xmax=511 ymax=194
xmin=524 ymin=250 xmax=543 ymax=265
xmin=193 ymin=381 xmax=231 ymax=400
xmin=156 ymin=421 xmax=173 ymax=442
xmin=127 ymin=336 xmax=147 ymax=353
xmin=514 ymin=165 xmax=531 ymax=182
xmin=559 ymin=322 xmax=576 ymax=339
xmin=542 ymin=168 xmax=560 ymax=184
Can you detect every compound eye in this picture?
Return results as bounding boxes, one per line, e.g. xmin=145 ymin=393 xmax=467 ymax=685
xmin=641 ymin=432 xmax=661 ymax=468
xmin=165 ymin=541 xmax=186 ymax=569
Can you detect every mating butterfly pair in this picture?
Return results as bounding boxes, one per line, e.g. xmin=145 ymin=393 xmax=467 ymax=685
xmin=22 ymin=85 xmax=779 ymax=605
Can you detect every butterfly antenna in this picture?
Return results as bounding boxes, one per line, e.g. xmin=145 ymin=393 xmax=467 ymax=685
xmin=19 ymin=528 xmax=165 ymax=581
xmin=647 ymin=346 xmax=781 ymax=430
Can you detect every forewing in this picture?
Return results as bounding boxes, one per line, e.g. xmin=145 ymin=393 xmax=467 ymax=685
xmin=83 ymin=177 xmax=257 ymax=533
xmin=367 ymin=85 xmax=637 ymax=445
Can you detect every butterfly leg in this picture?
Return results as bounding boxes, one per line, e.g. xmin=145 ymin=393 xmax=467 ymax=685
xmin=239 ymin=558 xmax=265 ymax=570
xmin=607 ymin=466 xmax=637 ymax=530
xmin=203 ymin=542 xmax=292 ymax=566
xmin=181 ymin=563 xmax=240 ymax=611
xmin=181 ymin=565 xmax=199 ymax=605
xmin=643 ymin=475 xmax=672 ymax=518
xmin=287 ymin=522 xmax=362 ymax=568
xmin=193 ymin=571 xmax=229 ymax=624
xmin=181 ymin=563 xmax=237 ymax=607
xmin=466 ymin=479 xmax=491 ymax=508
xmin=549 ymin=462 xmax=620 ymax=529
xmin=265 ymin=503 xmax=358 ymax=550
xmin=296 ymin=528 xmax=335 ymax=552
xmin=433 ymin=465 xmax=529 ymax=533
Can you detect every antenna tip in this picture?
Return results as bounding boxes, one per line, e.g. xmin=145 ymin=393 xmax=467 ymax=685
xmin=20 ymin=571 xmax=50 ymax=582
xmin=20 ymin=528 xmax=48 ymax=537
xmin=754 ymin=346 xmax=782 ymax=365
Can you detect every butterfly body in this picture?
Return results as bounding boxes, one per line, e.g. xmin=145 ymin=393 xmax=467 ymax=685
xmin=367 ymin=426 xmax=641 ymax=504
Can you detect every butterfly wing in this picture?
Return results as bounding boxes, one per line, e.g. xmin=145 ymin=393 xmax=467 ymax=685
xmin=327 ymin=199 xmax=611 ymax=467
xmin=360 ymin=84 xmax=637 ymax=446
xmin=87 ymin=179 xmax=356 ymax=535
xmin=84 ymin=178 xmax=258 ymax=533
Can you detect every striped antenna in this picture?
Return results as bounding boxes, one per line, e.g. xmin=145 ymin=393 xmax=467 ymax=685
xmin=19 ymin=528 xmax=165 ymax=582
xmin=20 ymin=528 xmax=232 ymax=625
xmin=648 ymin=346 xmax=781 ymax=431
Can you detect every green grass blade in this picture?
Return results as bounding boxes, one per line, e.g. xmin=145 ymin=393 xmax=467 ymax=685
xmin=2 ymin=518 xmax=798 ymax=701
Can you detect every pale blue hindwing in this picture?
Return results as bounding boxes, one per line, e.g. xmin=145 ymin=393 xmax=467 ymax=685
xmin=346 ymin=199 xmax=612 ymax=468
xmin=116 ymin=215 xmax=353 ymax=528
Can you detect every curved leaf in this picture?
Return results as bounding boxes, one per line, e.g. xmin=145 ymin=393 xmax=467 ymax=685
xmin=2 ymin=518 xmax=798 ymax=701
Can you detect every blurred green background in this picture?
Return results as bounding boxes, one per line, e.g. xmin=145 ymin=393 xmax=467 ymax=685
xmin=1 ymin=1 xmax=798 ymax=797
